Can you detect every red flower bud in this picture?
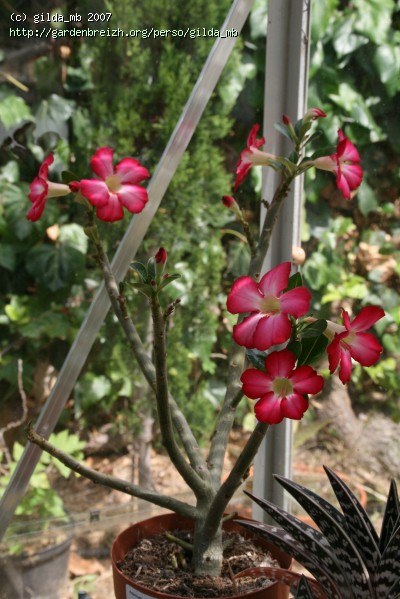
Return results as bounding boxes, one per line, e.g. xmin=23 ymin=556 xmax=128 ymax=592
xmin=69 ymin=181 xmax=81 ymax=193
xmin=222 ymin=195 xmax=235 ymax=208
xmin=282 ymin=114 xmax=291 ymax=125
xmin=155 ymin=247 xmax=167 ymax=264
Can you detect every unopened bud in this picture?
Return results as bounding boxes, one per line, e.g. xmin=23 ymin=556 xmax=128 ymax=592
xmin=155 ymin=247 xmax=167 ymax=265
xmin=155 ymin=247 xmax=167 ymax=280
xmin=69 ymin=180 xmax=81 ymax=193
xmin=282 ymin=114 xmax=291 ymax=126
xmin=303 ymin=108 xmax=327 ymax=122
xmin=222 ymin=195 xmax=242 ymax=218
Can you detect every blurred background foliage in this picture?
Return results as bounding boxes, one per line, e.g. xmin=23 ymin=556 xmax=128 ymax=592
xmin=0 ymin=0 xmax=399 ymax=456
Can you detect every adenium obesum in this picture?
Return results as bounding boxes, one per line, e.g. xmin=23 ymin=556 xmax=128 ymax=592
xmin=25 ymin=112 xmax=383 ymax=428
xmin=24 ymin=108 xmax=386 ymax=579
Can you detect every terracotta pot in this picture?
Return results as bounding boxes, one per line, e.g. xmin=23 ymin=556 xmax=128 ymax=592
xmin=111 ymin=512 xmax=291 ymax=599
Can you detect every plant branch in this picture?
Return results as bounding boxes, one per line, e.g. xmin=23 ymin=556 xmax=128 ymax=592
xmin=204 ymin=421 xmax=269 ymax=538
xmin=90 ymin=228 xmax=209 ymax=483
xmin=25 ymin=423 xmax=198 ymax=520
xmin=150 ymin=294 xmax=212 ymax=501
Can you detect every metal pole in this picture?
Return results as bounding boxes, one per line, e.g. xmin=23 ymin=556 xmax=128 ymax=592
xmin=252 ymin=0 xmax=311 ymax=520
xmin=0 ymin=0 xmax=254 ymax=541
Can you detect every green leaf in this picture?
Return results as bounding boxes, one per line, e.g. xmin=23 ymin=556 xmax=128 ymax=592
xmin=26 ymin=243 xmax=85 ymax=292
xmin=157 ymin=273 xmax=181 ymax=291
xmin=147 ymin=256 xmax=156 ymax=282
xmin=373 ymin=44 xmax=400 ymax=98
xmin=274 ymin=122 xmax=295 ymax=143
xmin=286 ymin=272 xmax=303 ymax=291
xmin=34 ymin=94 xmax=75 ymax=140
xmin=59 ymin=223 xmax=88 ymax=254
xmin=130 ymin=261 xmax=149 ymax=283
xmin=301 ymin=319 xmax=327 ymax=339
xmin=61 ymin=170 xmax=79 ymax=184
xmin=0 ymin=243 xmax=16 ymax=270
xmin=0 ymin=95 xmax=33 ymax=144
xmin=357 ymin=181 xmax=378 ymax=216
xmin=246 ymin=348 xmax=266 ymax=370
xmin=297 ymin=335 xmax=329 ymax=366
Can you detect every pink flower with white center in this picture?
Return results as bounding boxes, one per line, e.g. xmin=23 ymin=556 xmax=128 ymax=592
xmin=234 ymin=124 xmax=276 ymax=191
xmin=311 ymin=129 xmax=363 ymax=199
xmin=80 ymin=147 xmax=150 ymax=222
xmin=27 ymin=153 xmax=71 ymax=221
xmin=327 ymin=306 xmax=385 ymax=384
xmin=226 ymin=262 xmax=311 ymax=351
xmin=241 ymin=349 xmax=324 ymax=424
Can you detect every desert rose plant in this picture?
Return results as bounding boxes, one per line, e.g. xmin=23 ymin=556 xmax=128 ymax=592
xmin=25 ymin=110 xmax=384 ymax=577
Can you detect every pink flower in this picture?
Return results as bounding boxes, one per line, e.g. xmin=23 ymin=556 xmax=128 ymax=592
xmin=234 ymin=124 xmax=276 ymax=190
xmin=226 ymin=262 xmax=311 ymax=351
xmin=311 ymin=129 xmax=363 ymax=199
xmin=241 ymin=349 xmax=324 ymax=424
xmin=80 ymin=147 xmax=150 ymax=222
xmin=27 ymin=153 xmax=71 ymax=221
xmin=327 ymin=306 xmax=385 ymax=384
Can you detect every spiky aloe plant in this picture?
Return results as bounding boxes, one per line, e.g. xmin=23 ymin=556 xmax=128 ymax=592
xmin=236 ymin=466 xmax=400 ymax=599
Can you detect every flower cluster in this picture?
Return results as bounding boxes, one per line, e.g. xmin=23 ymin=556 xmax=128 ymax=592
xmin=226 ymin=262 xmax=384 ymax=424
xmin=27 ymin=147 xmax=149 ymax=223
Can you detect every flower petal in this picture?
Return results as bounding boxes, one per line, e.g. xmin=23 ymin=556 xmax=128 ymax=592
xmin=338 ymin=347 xmax=353 ymax=384
xmin=281 ymin=393 xmax=309 ymax=420
xmin=241 ymin=369 xmax=272 ymax=399
xmin=265 ymin=349 xmax=296 ymax=378
xmin=27 ymin=196 xmax=46 ymax=221
xmin=291 ymin=366 xmax=324 ymax=395
xmin=252 ymin=313 xmax=292 ymax=350
xmin=38 ymin=153 xmax=54 ymax=179
xmin=337 ymin=130 xmax=361 ymax=162
xmin=95 ymin=193 xmax=124 ymax=222
xmin=254 ymin=394 xmax=284 ymax=424
xmin=258 ymin=262 xmax=291 ymax=297
xmin=227 ymin=277 xmax=263 ymax=314
xmin=117 ymin=185 xmax=148 ymax=214
xmin=247 ymin=124 xmax=264 ymax=149
xmin=28 ymin=177 xmax=48 ymax=203
xmin=349 ymin=332 xmax=382 ymax=366
xmin=115 ymin=158 xmax=150 ymax=185
xmin=80 ymin=179 xmax=110 ymax=207
xmin=327 ymin=335 xmax=343 ymax=374
xmin=90 ymin=147 xmax=114 ymax=180
xmin=280 ymin=287 xmax=311 ymax=317
xmin=232 ymin=312 xmax=265 ymax=348
xmin=350 ymin=306 xmax=385 ymax=332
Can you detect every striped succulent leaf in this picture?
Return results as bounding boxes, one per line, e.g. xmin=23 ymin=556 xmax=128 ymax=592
xmin=323 ymin=466 xmax=380 ymax=577
xmin=375 ymin=525 xmax=400 ymax=598
xmin=236 ymin=520 xmax=343 ymax=597
xmin=379 ymin=479 xmax=399 ymax=554
xmin=242 ymin=491 xmax=350 ymax=597
xmin=238 ymin=470 xmax=400 ymax=598
xmin=296 ymin=575 xmax=319 ymax=599
xmin=273 ymin=474 xmax=373 ymax=597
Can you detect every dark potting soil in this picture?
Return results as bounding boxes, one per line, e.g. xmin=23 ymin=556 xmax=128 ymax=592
xmin=117 ymin=528 xmax=279 ymax=597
